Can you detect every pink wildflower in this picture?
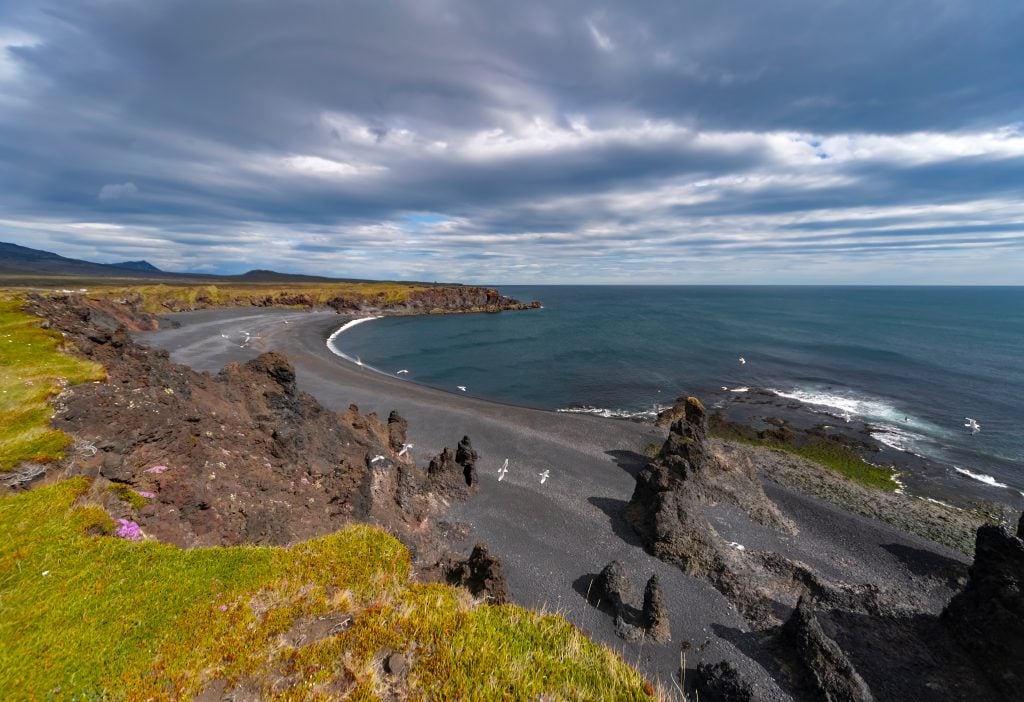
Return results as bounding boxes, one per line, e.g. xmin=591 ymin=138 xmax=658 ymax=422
xmin=145 ymin=465 xmax=169 ymax=474
xmin=115 ymin=519 xmax=143 ymax=541
xmin=218 ymin=605 xmax=228 ymax=612
xmin=134 ymin=490 xmax=156 ymax=499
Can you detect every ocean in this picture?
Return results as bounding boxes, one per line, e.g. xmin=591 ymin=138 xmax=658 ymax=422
xmin=329 ymin=286 xmax=1024 ymax=503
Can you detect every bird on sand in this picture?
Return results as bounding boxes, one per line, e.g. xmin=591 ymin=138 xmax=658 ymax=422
xmin=498 ymin=458 xmax=509 ymax=481
xmin=538 ymin=470 xmax=550 ymax=484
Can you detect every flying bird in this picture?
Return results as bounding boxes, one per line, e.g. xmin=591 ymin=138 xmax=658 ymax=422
xmin=498 ymin=458 xmax=509 ymax=481
xmin=738 ymin=357 xmax=746 ymax=365
xmin=355 ymin=356 xmax=363 ymax=367
xmin=398 ymin=443 xmax=414 ymax=457
xmin=965 ymin=417 xmax=981 ymax=434
xmin=370 ymin=455 xmax=386 ymax=464
xmin=538 ymin=470 xmax=550 ymax=484
xmin=841 ymin=410 xmax=852 ymax=423
xmin=457 ymin=385 xmax=467 ymax=392
xmin=397 ymin=369 xmax=409 ymax=375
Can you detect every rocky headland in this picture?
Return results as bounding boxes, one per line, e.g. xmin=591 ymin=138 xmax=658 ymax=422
xmin=8 ymin=292 xmax=1023 ymax=701
xmin=627 ymin=395 xmax=1024 ymax=701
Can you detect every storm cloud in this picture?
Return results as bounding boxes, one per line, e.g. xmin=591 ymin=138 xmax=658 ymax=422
xmin=0 ymin=0 xmax=1021 ymax=282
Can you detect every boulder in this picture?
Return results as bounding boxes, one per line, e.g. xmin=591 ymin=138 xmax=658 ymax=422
xmin=642 ymin=574 xmax=671 ymax=643
xmin=694 ymin=661 xmax=756 ymax=702
xmin=444 ymin=542 xmax=510 ymax=604
xmin=783 ymin=597 xmax=874 ymax=702
xmin=942 ymin=520 xmax=1024 ymax=698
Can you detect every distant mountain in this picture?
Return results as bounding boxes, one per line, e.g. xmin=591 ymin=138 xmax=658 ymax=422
xmin=0 ymin=241 xmax=182 ymax=279
xmin=235 ymin=269 xmax=347 ymax=283
xmin=111 ymin=260 xmax=162 ymax=273
xmin=0 ymin=241 xmax=408 ymax=285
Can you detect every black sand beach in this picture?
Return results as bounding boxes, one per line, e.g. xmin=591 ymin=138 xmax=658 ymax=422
xmin=139 ymin=309 xmax=985 ymax=698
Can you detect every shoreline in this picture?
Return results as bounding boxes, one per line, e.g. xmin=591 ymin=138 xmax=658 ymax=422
xmin=324 ymin=311 xmax=1023 ymax=517
xmin=137 ymin=307 xmax=992 ymax=692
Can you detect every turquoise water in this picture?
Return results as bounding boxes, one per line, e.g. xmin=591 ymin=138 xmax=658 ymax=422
xmin=331 ymin=286 xmax=1024 ymax=496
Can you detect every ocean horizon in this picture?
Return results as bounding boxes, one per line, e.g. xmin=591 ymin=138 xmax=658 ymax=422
xmin=329 ymin=285 xmax=1024 ymax=505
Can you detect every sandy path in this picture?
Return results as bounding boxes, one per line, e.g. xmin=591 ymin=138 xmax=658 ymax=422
xmin=139 ymin=308 xmax=970 ymax=697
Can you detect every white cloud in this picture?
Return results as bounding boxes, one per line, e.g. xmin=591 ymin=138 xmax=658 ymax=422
xmin=98 ymin=182 xmax=138 ymax=201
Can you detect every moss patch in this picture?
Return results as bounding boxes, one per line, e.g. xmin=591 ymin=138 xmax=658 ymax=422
xmin=0 ymin=297 xmax=106 ymax=471
xmin=0 ymin=480 xmax=653 ymax=700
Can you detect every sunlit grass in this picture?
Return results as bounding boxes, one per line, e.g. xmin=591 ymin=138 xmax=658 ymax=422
xmin=0 ymin=480 xmax=655 ymax=700
xmin=0 ymin=297 xmax=105 ymax=471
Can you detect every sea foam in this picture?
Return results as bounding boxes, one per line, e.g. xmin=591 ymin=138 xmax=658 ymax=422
xmin=326 ymin=316 xmax=383 ymax=367
xmin=953 ymin=466 xmax=1009 ymax=489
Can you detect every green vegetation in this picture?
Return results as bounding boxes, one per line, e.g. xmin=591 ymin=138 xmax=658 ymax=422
xmin=0 ymin=480 xmax=654 ymax=700
xmin=91 ymin=282 xmax=432 ymax=313
xmin=0 ymin=297 xmax=105 ymax=471
xmin=712 ymin=424 xmax=900 ymax=492
xmin=0 ymin=291 xmax=654 ymax=700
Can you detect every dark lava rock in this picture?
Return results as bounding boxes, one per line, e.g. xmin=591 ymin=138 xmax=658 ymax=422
xmin=1017 ymin=511 xmax=1024 ymax=539
xmin=595 ymin=561 xmax=636 ymax=615
xmin=694 ymin=660 xmax=756 ymax=702
xmin=942 ymin=520 xmax=1024 ymax=698
xmin=427 ymin=436 xmax=480 ymax=499
xmin=31 ymin=294 xmax=479 ymax=554
xmin=783 ymin=597 xmax=874 ymax=702
xmin=387 ymin=410 xmax=408 ymax=452
xmin=444 ymin=542 xmax=510 ymax=604
xmin=643 ymin=574 xmax=671 ymax=643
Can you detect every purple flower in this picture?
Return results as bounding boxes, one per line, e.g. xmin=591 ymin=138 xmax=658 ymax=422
xmin=218 ymin=605 xmax=228 ymax=612
xmin=115 ymin=519 xmax=143 ymax=541
xmin=134 ymin=490 xmax=156 ymax=499
xmin=144 ymin=465 xmax=169 ymax=474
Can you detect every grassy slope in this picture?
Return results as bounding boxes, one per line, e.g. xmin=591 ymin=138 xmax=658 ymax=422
xmin=0 ymin=297 xmax=106 ymax=471
xmin=0 ymin=295 xmax=654 ymax=700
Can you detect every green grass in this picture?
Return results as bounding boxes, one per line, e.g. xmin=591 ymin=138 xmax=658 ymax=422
xmin=89 ymin=282 xmax=433 ymax=314
xmin=0 ymin=480 xmax=654 ymax=700
xmin=0 ymin=297 xmax=106 ymax=471
xmin=0 ymin=293 xmax=653 ymax=700
xmin=711 ymin=424 xmax=900 ymax=492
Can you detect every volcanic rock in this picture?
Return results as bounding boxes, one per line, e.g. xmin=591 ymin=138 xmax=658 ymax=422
xmin=443 ymin=542 xmax=510 ymax=604
xmin=783 ymin=597 xmax=874 ymax=702
xmin=942 ymin=519 xmax=1024 ymax=698
xmin=387 ymin=410 xmax=408 ymax=452
xmin=694 ymin=661 xmax=756 ymax=702
xmin=427 ymin=436 xmax=479 ymax=499
xmin=642 ymin=574 xmax=671 ymax=643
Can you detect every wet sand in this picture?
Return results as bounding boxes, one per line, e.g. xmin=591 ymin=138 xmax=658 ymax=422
xmin=139 ymin=308 xmax=973 ymax=697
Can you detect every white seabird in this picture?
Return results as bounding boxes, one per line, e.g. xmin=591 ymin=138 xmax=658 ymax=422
xmin=498 ymin=458 xmax=509 ymax=481
xmin=538 ymin=470 xmax=550 ymax=484
xmin=738 ymin=357 xmax=746 ymax=365
xmin=370 ymin=455 xmax=386 ymax=464
xmin=397 ymin=369 xmax=409 ymax=375
xmin=398 ymin=443 xmax=414 ymax=457
xmin=457 ymin=385 xmax=467 ymax=392
xmin=965 ymin=417 xmax=981 ymax=434
xmin=841 ymin=410 xmax=852 ymax=423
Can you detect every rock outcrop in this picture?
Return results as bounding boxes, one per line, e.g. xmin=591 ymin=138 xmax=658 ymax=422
xmin=942 ymin=519 xmax=1024 ymax=698
xmin=426 ymin=436 xmax=479 ymax=500
xmin=443 ymin=542 xmax=510 ymax=604
xmin=28 ymin=294 xmax=481 ymax=555
xmin=783 ymin=597 xmax=875 ymax=702
xmin=589 ymin=562 xmax=671 ymax=643
xmin=694 ymin=661 xmax=757 ymax=702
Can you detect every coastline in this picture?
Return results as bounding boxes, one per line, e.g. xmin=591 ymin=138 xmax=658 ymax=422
xmin=138 ymin=306 xmax=989 ymax=692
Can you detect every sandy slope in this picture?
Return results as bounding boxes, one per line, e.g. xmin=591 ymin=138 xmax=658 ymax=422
xmin=140 ymin=309 xmax=971 ymax=698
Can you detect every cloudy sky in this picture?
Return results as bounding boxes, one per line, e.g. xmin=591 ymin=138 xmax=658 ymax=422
xmin=1 ymin=1 xmax=1022 ymax=283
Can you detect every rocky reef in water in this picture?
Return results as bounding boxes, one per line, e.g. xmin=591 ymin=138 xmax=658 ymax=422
xmin=626 ymin=394 xmax=1024 ymax=701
